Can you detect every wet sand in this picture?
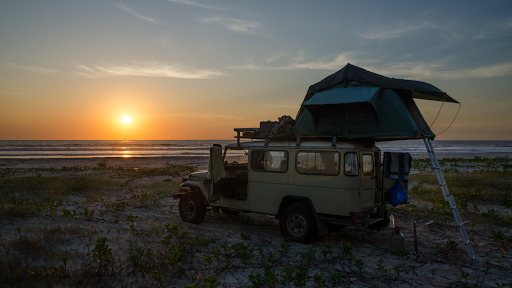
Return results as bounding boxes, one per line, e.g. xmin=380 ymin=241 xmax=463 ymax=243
xmin=1 ymin=152 xmax=511 ymax=169
xmin=0 ymin=156 xmax=210 ymax=169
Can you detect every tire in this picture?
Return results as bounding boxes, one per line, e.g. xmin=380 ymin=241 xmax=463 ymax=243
xmin=221 ymin=208 xmax=240 ymax=216
xmin=179 ymin=192 xmax=206 ymax=224
xmin=279 ymin=203 xmax=317 ymax=243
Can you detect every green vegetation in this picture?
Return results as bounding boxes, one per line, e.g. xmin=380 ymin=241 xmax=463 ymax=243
xmin=408 ymin=156 xmax=512 ymax=228
xmin=0 ymin=156 xmax=510 ymax=286
xmin=412 ymin=156 xmax=512 ymax=173
xmin=0 ymin=164 xmax=185 ymax=220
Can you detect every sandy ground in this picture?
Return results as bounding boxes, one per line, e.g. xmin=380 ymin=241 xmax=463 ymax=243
xmin=1 ymin=152 xmax=511 ymax=169
xmin=0 ymin=154 xmax=511 ymax=287
xmin=0 ymin=156 xmax=210 ymax=169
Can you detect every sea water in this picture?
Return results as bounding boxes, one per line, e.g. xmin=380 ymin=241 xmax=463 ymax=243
xmin=0 ymin=140 xmax=511 ymax=159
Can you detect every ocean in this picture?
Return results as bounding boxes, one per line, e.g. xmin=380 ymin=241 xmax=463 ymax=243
xmin=0 ymin=140 xmax=511 ymax=159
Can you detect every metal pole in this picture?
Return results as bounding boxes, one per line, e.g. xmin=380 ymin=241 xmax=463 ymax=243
xmin=414 ymin=221 xmax=418 ymax=255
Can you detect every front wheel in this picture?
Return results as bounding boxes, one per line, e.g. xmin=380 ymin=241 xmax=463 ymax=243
xmin=279 ymin=203 xmax=317 ymax=243
xmin=179 ymin=192 xmax=206 ymax=224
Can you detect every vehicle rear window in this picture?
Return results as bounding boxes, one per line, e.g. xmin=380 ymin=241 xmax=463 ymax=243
xmin=296 ymin=151 xmax=340 ymax=175
xmin=250 ymin=150 xmax=288 ymax=172
xmin=362 ymin=154 xmax=374 ymax=176
xmin=344 ymin=152 xmax=358 ymax=176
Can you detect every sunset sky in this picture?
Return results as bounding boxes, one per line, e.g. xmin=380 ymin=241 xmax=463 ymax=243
xmin=1 ymin=1 xmax=512 ymax=140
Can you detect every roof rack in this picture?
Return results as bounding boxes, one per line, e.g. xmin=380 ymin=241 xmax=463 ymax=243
xmin=234 ymin=128 xmax=338 ymax=149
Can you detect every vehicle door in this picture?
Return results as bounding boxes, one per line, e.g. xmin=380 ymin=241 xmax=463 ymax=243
xmin=382 ymin=152 xmax=409 ymax=204
xmin=208 ymin=146 xmax=225 ymax=202
xmin=360 ymin=151 xmax=376 ymax=208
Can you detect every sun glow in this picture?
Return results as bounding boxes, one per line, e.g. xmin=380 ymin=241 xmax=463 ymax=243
xmin=121 ymin=115 xmax=132 ymax=125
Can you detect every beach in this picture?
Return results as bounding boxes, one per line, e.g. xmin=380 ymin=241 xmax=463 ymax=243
xmin=0 ymin=152 xmax=511 ymax=287
xmin=0 ymin=155 xmax=210 ymax=169
xmin=1 ymin=151 xmax=511 ymax=169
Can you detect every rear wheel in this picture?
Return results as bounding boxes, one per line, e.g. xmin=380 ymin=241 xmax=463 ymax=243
xmin=179 ymin=192 xmax=206 ymax=224
xmin=279 ymin=203 xmax=317 ymax=243
xmin=221 ymin=208 xmax=240 ymax=216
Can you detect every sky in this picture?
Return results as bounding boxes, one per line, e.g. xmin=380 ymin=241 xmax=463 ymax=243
xmin=1 ymin=0 xmax=512 ymax=140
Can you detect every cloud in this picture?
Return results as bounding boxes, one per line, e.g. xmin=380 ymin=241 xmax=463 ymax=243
xmin=289 ymin=53 xmax=371 ymax=70
xmin=357 ymin=22 xmax=435 ymax=39
xmin=75 ymin=62 xmax=223 ymax=79
xmin=117 ymin=4 xmax=158 ymax=24
xmin=229 ymin=52 xmax=372 ymax=71
xmin=203 ymin=17 xmax=260 ymax=34
xmin=168 ymin=0 xmax=226 ymax=11
xmin=8 ymin=63 xmax=59 ymax=74
xmin=229 ymin=52 xmax=512 ymax=80
xmin=355 ymin=19 xmax=461 ymax=40
xmin=170 ymin=113 xmax=244 ymax=121
xmin=473 ymin=20 xmax=512 ymax=39
xmin=264 ymin=53 xmax=286 ymax=63
xmin=368 ymin=61 xmax=512 ymax=80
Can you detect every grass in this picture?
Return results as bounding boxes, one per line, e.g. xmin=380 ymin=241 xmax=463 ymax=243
xmin=0 ymin=164 xmax=190 ymax=287
xmin=0 ymin=165 xmax=183 ymax=220
xmin=412 ymin=156 xmax=512 ymax=171
xmin=410 ymin=162 xmax=512 ymax=210
xmin=0 ymin=158 xmax=511 ymax=287
xmin=406 ymin=168 xmax=512 ymax=226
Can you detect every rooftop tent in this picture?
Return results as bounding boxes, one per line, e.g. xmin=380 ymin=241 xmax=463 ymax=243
xmin=300 ymin=63 xmax=458 ymax=104
xmin=292 ymin=64 xmax=457 ymax=140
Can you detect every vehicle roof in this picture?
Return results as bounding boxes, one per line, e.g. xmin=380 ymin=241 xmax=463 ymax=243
xmin=225 ymin=139 xmax=378 ymax=150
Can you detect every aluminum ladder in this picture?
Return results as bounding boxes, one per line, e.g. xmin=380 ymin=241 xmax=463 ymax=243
xmin=423 ymin=138 xmax=476 ymax=260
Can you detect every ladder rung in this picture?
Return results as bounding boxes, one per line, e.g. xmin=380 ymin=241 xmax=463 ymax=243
xmin=423 ymin=137 xmax=475 ymax=260
xmin=458 ymin=221 xmax=469 ymax=227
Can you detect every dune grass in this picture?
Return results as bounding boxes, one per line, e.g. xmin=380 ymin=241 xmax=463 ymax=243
xmin=408 ymin=160 xmax=512 ymax=228
xmin=0 ymin=159 xmax=511 ymax=287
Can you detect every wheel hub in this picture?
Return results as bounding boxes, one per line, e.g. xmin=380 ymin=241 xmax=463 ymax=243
xmin=287 ymin=213 xmax=307 ymax=236
xmin=184 ymin=200 xmax=197 ymax=218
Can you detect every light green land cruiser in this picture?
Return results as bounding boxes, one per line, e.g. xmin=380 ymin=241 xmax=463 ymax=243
xmin=175 ymin=136 xmax=403 ymax=243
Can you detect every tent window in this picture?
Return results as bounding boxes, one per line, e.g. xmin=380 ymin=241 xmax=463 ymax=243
xmin=251 ymin=150 xmax=288 ymax=173
xmin=362 ymin=154 xmax=374 ymax=176
xmin=296 ymin=151 xmax=340 ymax=176
xmin=344 ymin=152 xmax=358 ymax=176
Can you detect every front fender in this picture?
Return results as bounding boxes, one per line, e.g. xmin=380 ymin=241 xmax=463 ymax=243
xmin=180 ymin=181 xmax=209 ymax=200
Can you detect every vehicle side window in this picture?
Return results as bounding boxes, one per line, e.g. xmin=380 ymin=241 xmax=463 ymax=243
xmin=250 ymin=150 xmax=288 ymax=172
xmin=344 ymin=152 xmax=358 ymax=176
xmin=362 ymin=154 xmax=374 ymax=176
xmin=296 ymin=151 xmax=339 ymax=175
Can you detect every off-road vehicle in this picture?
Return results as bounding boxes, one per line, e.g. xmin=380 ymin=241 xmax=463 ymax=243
xmin=175 ymin=132 xmax=404 ymax=243
xmin=173 ymin=63 xmax=474 ymax=260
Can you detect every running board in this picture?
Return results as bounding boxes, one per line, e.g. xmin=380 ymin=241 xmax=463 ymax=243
xmin=319 ymin=217 xmax=384 ymax=226
xmin=362 ymin=217 xmax=384 ymax=226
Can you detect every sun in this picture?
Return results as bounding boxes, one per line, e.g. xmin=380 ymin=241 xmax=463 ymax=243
xmin=121 ymin=115 xmax=132 ymax=125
